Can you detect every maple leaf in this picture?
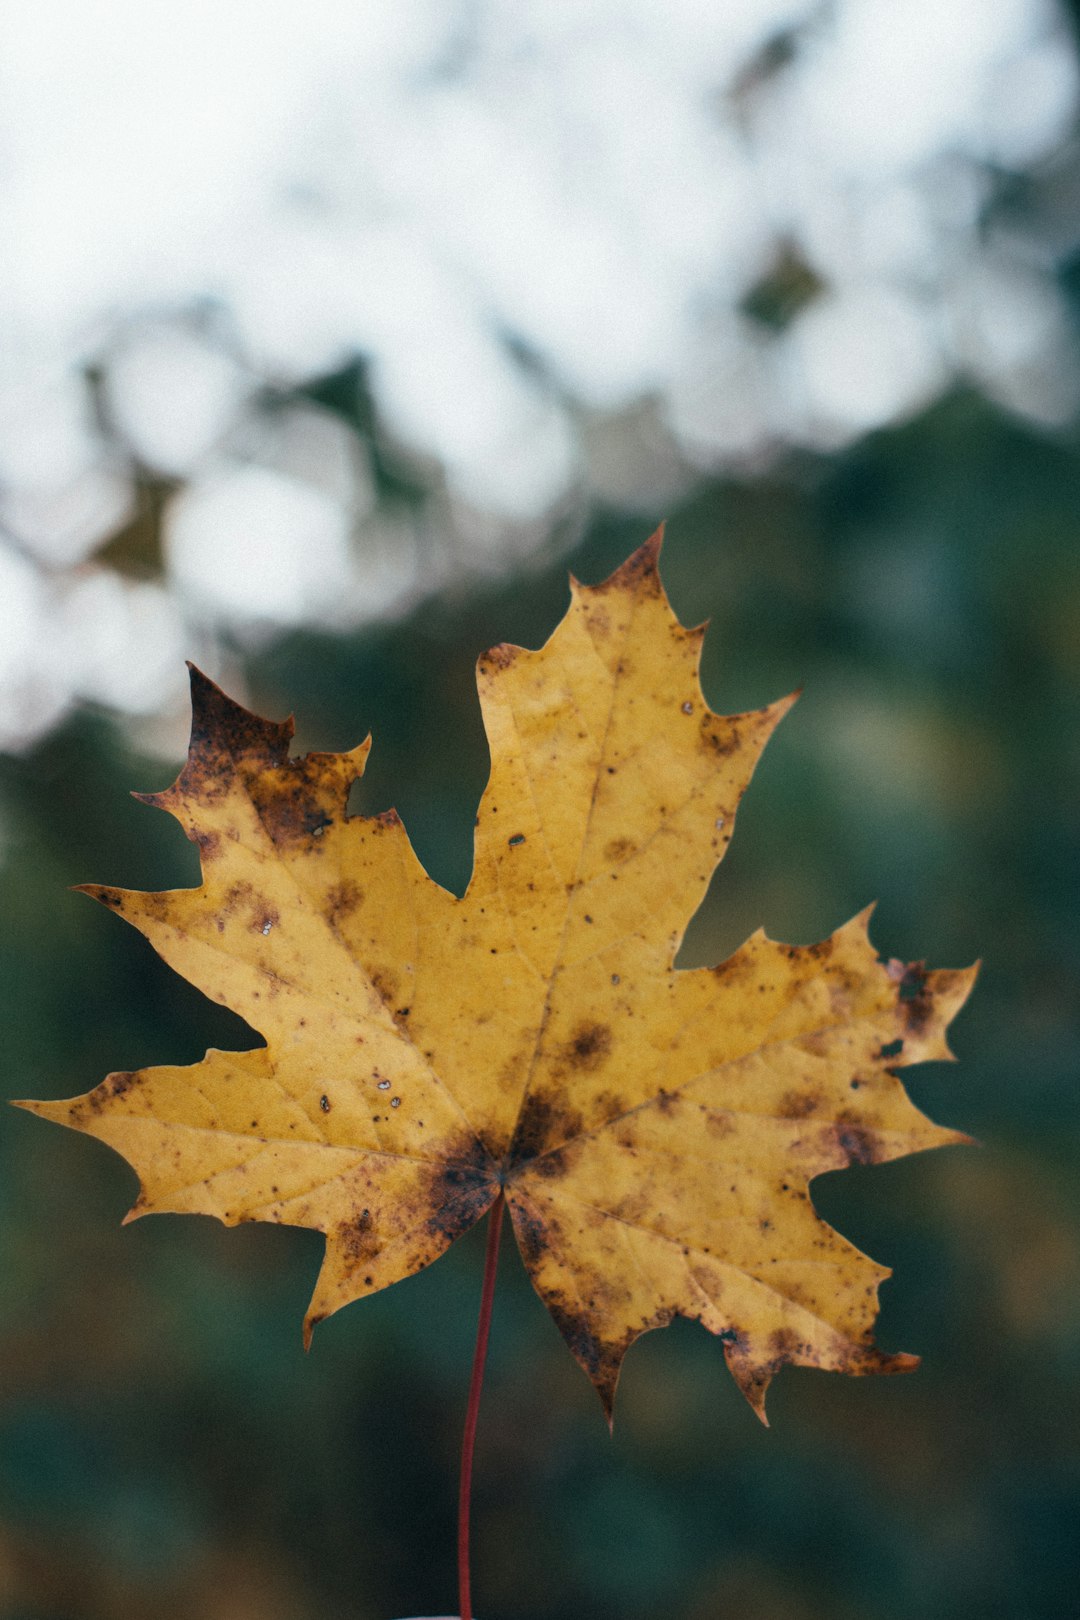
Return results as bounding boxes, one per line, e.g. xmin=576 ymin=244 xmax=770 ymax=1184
xmin=18 ymin=530 xmax=975 ymax=1422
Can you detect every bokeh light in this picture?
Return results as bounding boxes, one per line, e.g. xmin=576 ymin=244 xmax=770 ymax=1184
xmin=0 ymin=0 xmax=1078 ymax=745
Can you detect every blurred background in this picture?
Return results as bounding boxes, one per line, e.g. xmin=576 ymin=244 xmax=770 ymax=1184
xmin=1 ymin=1 xmax=1078 ymax=1616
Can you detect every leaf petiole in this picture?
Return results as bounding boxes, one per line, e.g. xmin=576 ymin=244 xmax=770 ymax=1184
xmin=458 ymin=1187 xmax=505 ymax=1620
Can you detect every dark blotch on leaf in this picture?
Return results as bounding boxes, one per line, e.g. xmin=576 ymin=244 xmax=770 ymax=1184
xmin=508 ymin=1090 xmax=584 ymax=1166
xmin=530 ymin=1147 xmax=566 ymax=1180
xmin=897 ymin=961 xmax=933 ymax=1034
xmin=779 ymin=1089 xmax=818 ymax=1119
xmin=481 ymin=643 xmax=519 ymax=672
xmin=185 ymin=666 xmax=292 ymax=776
xmin=564 ymin=1021 xmax=612 ymax=1072
xmin=253 ymin=778 xmax=336 ymax=848
xmin=511 ymin=1199 xmax=549 ymax=1267
xmin=702 ymin=719 xmax=740 ymax=757
xmin=340 ymin=1209 xmax=380 ymax=1265
xmin=544 ymin=1295 xmax=628 ymax=1412
xmin=769 ymin=1325 xmax=800 ymax=1356
xmin=369 ymin=968 xmax=399 ymax=1007
xmin=836 ymin=1122 xmax=881 ymax=1166
xmin=326 ymin=880 xmax=364 ymax=924
xmin=85 ymin=1071 xmax=136 ymax=1115
xmin=426 ymin=1138 xmax=498 ymax=1242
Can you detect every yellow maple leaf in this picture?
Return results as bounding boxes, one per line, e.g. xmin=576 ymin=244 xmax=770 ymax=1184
xmin=18 ymin=530 xmax=975 ymax=1422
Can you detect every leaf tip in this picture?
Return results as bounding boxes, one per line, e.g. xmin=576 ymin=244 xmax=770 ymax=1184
xmin=476 ymin=641 xmax=525 ymax=681
xmin=130 ymin=788 xmax=177 ymax=812
xmin=882 ymin=1351 xmax=920 ymax=1376
xmin=10 ymin=1095 xmax=74 ymax=1127
xmin=769 ymin=686 xmax=802 ymax=722
xmin=592 ymin=524 xmax=666 ymax=596
xmin=72 ymin=883 xmax=128 ymax=913
xmin=725 ymin=1348 xmax=774 ymax=1423
xmin=845 ymin=900 xmax=879 ymax=943
xmin=185 ymin=664 xmax=295 ymax=767
xmin=597 ymin=1372 xmax=620 ymax=1431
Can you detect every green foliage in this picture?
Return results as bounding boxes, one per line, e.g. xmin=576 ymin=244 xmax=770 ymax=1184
xmin=3 ymin=387 xmax=1079 ymax=1619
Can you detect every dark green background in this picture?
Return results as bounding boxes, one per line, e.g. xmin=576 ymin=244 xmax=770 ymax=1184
xmin=2 ymin=380 xmax=1078 ymax=1619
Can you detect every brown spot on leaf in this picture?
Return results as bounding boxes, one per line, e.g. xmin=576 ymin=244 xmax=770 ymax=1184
xmin=779 ymin=1089 xmax=819 ymax=1119
xmin=530 ymin=1147 xmax=567 ymax=1180
xmin=339 ymin=1209 xmax=380 ymax=1265
xmin=563 ymin=1021 xmax=612 ymax=1073
xmin=326 ymin=880 xmax=364 ymax=924
xmin=247 ymin=759 xmax=342 ymax=850
xmin=603 ymin=836 xmax=635 ymax=863
xmin=369 ymin=967 xmax=400 ymax=1007
xmin=769 ymin=1325 xmax=800 ymax=1357
xmin=481 ymin=642 xmax=519 ymax=672
xmin=426 ymin=1136 xmax=498 ymax=1242
xmin=593 ymin=530 xmax=663 ymax=600
xmin=544 ymin=1295 xmax=623 ymax=1404
xmin=178 ymin=667 xmax=294 ymax=805
xmin=222 ymin=879 xmax=254 ymax=913
xmin=511 ymin=1197 xmax=550 ymax=1267
xmin=711 ymin=952 xmax=750 ymax=982
xmin=508 ymin=1090 xmax=584 ymax=1165
xmin=85 ymin=1070 xmax=137 ymax=1115
xmin=702 ymin=718 xmax=740 ymax=757
xmin=896 ymin=961 xmax=933 ymax=1033
xmin=835 ymin=1121 xmax=882 ymax=1165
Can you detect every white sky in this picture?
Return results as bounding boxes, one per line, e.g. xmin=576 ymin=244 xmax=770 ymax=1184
xmin=0 ymin=0 xmax=1076 ymax=747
